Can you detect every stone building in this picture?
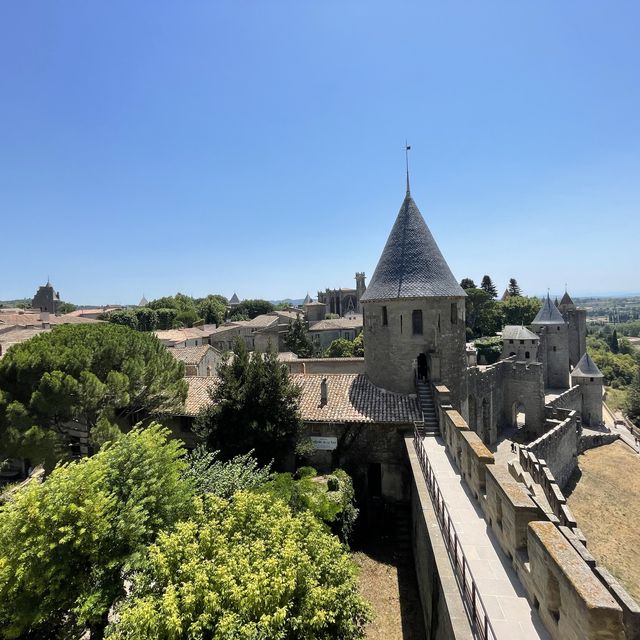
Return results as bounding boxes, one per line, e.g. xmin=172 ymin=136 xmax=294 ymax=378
xmin=501 ymin=325 xmax=540 ymax=362
xmin=317 ymin=272 xmax=367 ymax=316
xmin=307 ymin=317 xmax=363 ymax=350
xmin=169 ymin=344 xmax=222 ymax=377
xmin=31 ymin=279 xmax=61 ymax=314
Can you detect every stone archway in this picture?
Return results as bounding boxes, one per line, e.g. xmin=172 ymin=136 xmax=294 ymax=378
xmin=512 ymin=401 xmax=526 ymax=429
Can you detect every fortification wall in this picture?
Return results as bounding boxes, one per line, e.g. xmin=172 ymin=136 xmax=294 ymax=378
xmin=546 ymin=385 xmax=582 ymax=413
xmin=524 ymin=412 xmax=579 ymax=489
xmin=406 ymin=440 xmax=474 ymax=640
xmin=502 ymin=360 xmax=546 ymax=437
xmin=416 ymin=385 xmax=632 ymax=640
xmin=466 ymin=363 xmax=504 ymax=445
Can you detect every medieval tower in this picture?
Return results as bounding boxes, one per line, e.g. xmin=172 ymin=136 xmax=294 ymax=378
xmin=531 ymin=294 xmax=570 ymax=389
xmin=360 ymin=182 xmax=467 ymax=408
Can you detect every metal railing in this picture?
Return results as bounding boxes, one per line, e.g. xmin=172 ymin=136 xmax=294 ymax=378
xmin=413 ymin=425 xmax=497 ymax=640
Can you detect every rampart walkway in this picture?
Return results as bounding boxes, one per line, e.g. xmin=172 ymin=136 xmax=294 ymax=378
xmin=419 ymin=434 xmax=550 ymax=640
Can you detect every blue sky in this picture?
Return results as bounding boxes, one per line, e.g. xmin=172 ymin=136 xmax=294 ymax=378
xmin=1 ymin=1 xmax=638 ymax=305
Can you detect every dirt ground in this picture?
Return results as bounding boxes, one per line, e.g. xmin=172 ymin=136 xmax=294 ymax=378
xmin=353 ymin=543 xmax=425 ymax=640
xmin=565 ymin=440 xmax=640 ymax=602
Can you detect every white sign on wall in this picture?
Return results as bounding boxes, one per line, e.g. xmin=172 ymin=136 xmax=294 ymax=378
xmin=311 ymin=436 xmax=338 ymax=451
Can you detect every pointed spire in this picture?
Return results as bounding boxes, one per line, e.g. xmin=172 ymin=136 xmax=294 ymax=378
xmin=532 ymin=291 xmax=566 ymax=325
xmin=405 ymin=141 xmax=411 ymax=195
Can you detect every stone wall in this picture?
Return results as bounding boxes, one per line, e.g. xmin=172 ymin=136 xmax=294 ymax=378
xmin=285 ymin=358 xmax=364 ymax=375
xmin=406 ymin=439 xmax=474 ymax=640
xmin=502 ymin=360 xmax=546 ymax=437
xmin=417 ymin=385 xmax=630 ymax=639
xmin=524 ymin=412 xmax=579 ymax=488
xmin=546 ymin=385 xmax=582 ymax=413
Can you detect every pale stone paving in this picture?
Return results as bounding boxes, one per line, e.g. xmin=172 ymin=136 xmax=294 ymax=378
xmin=422 ymin=435 xmax=550 ymax=640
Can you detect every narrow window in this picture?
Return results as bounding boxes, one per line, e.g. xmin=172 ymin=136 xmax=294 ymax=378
xmin=525 ymin=351 xmax=530 ymax=359
xmin=382 ymin=306 xmax=388 ymax=326
xmin=509 ymin=339 xmax=514 ymax=344
xmin=451 ymin=302 xmax=458 ymax=324
xmin=412 ymin=309 xmax=423 ymax=335
xmin=520 ymin=339 xmax=525 ymax=345
xmin=590 ymin=377 xmax=594 ymax=382
xmin=400 ymin=315 xmax=403 ymax=333
xmin=368 ymin=463 xmax=382 ymax=498
xmin=553 ymin=346 xmax=557 ymax=352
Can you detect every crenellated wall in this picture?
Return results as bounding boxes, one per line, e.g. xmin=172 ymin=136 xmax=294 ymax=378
xmin=524 ymin=412 xmax=579 ymax=488
xmin=546 ymin=385 xmax=582 ymax=413
xmin=408 ymin=384 xmax=634 ymax=640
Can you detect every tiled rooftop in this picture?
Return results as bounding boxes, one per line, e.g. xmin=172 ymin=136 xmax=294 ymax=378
xmin=170 ymin=344 xmax=216 ymax=365
xmin=308 ymin=318 xmax=363 ymax=331
xmin=180 ymin=372 xmax=420 ymax=423
xmin=361 ymin=193 xmax=465 ymax=301
xmin=501 ymin=325 xmax=539 ymax=341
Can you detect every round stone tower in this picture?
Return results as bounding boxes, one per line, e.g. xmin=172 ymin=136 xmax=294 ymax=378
xmin=531 ymin=294 xmax=570 ymax=389
xmin=360 ymin=185 xmax=467 ymax=408
xmin=570 ymin=352 xmax=604 ymax=426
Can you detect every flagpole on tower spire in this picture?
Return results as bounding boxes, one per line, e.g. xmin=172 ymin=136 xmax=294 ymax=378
xmin=405 ymin=141 xmax=411 ymax=195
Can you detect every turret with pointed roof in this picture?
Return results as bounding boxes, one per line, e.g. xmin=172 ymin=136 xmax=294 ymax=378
xmin=362 ymin=183 xmax=467 ymax=404
xmin=303 ymin=293 xmax=312 ymax=305
xmin=138 ymin=295 xmax=149 ymax=307
xmin=571 ymin=352 xmax=604 ymax=426
xmin=229 ymin=292 xmax=240 ymax=308
xmin=361 ymin=192 xmax=465 ymax=302
xmin=531 ymin=293 xmax=566 ymax=326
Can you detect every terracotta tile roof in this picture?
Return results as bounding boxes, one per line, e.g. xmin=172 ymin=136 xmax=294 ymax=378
xmin=170 ymin=344 xmax=216 ymax=366
xmin=292 ymin=374 xmax=420 ymax=423
xmin=0 ymin=325 xmax=48 ymax=357
xmin=182 ymin=377 xmax=219 ymax=415
xmin=0 ymin=311 xmax=100 ymax=326
xmin=179 ymin=373 xmax=419 ymax=423
xmin=154 ymin=328 xmax=208 ymax=344
xmin=63 ymin=307 xmax=122 ymax=318
xmin=308 ymin=318 xmax=363 ymax=331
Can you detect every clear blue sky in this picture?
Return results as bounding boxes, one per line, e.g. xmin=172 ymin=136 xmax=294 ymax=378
xmin=1 ymin=1 xmax=638 ymax=305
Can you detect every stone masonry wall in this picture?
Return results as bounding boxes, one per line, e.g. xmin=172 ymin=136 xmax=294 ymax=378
xmin=546 ymin=385 xmax=582 ymax=413
xmin=524 ymin=412 xmax=579 ymax=488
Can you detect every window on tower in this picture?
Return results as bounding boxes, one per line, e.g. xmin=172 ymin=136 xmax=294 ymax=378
xmin=412 ymin=310 xmax=423 ymax=335
xmin=382 ymin=306 xmax=388 ymax=326
xmin=451 ymin=302 xmax=458 ymax=324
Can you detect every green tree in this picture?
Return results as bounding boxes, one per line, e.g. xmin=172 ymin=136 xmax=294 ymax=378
xmin=507 ymin=278 xmax=522 ymax=296
xmin=196 ymin=295 xmax=226 ymax=325
xmin=104 ymin=309 xmax=138 ymax=330
xmin=480 ymin=275 xmax=498 ymax=298
xmin=174 ymin=309 xmax=199 ymax=328
xmin=284 ymin=316 xmax=316 ymax=358
xmin=0 ymin=324 xmax=187 ymax=466
xmin=154 ymin=307 xmax=178 ymax=330
xmin=625 ymin=369 xmax=640 ymax=423
xmin=0 ymin=425 xmax=193 ymax=639
xmin=325 ymin=337 xmax=355 ymax=357
xmin=460 ymin=278 xmax=476 ymax=290
xmin=352 ymin=332 xmax=364 ymax=357
xmin=107 ymin=492 xmax=370 ymax=640
xmin=57 ymin=302 xmax=78 ymax=314
xmin=184 ymin=446 xmax=273 ymax=499
xmin=233 ymin=299 xmax=275 ymax=319
xmin=134 ymin=307 xmax=158 ymax=332
xmin=464 ymin=288 xmax=503 ymax=338
xmin=195 ymin=340 xmax=303 ymax=467
xmin=608 ymin=328 xmax=620 ymax=354
xmin=500 ymin=295 xmax=541 ymax=326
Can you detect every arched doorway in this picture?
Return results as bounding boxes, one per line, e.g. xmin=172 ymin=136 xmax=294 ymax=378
xmin=417 ymin=353 xmax=428 ymax=381
xmin=512 ymin=401 xmax=526 ymax=429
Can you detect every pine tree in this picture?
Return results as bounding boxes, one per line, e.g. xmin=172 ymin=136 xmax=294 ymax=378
xmin=284 ymin=316 xmax=315 ymax=357
xmin=480 ymin=275 xmax=498 ymax=298
xmin=507 ymin=278 xmax=522 ymax=296
xmin=609 ymin=329 xmax=620 ymax=354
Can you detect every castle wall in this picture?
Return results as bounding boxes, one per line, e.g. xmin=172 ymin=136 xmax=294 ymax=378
xmin=570 ymin=374 xmax=604 ymax=427
xmin=523 ymin=411 xmax=580 ymax=489
xmin=363 ymin=297 xmax=467 ymax=407
xmin=503 ymin=361 xmax=546 ymax=437
xmin=466 ymin=362 xmax=504 ymax=444
xmin=546 ymin=385 xmax=582 ymax=413
xmin=534 ymin=325 xmax=570 ymax=389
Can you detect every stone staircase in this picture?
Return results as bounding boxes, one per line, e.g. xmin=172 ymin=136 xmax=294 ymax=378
xmin=416 ymin=380 xmax=439 ymax=436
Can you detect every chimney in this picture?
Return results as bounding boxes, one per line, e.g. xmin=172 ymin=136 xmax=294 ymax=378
xmin=320 ymin=377 xmax=328 ymax=407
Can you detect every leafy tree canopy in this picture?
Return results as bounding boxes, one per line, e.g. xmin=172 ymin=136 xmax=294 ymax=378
xmin=284 ymin=316 xmax=317 ymax=358
xmin=0 ymin=324 xmax=187 ymax=466
xmin=460 ymin=278 xmax=476 ymax=290
xmin=194 ymin=339 xmax=303 ymax=467
xmin=325 ymin=337 xmax=355 ymax=358
xmin=0 ymin=424 xmax=192 ymax=639
xmin=464 ymin=288 xmax=503 ymax=339
xmin=233 ymin=298 xmax=275 ymax=319
xmin=57 ymin=302 xmax=78 ymax=314
xmin=107 ymin=492 xmax=370 ymax=640
xmin=500 ymin=295 xmax=541 ymax=326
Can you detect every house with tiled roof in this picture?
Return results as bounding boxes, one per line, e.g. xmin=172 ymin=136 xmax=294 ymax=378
xmin=307 ymin=317 xmax=363 ymax=349
xmin=169 ymin=344 xmax=222 ymax=377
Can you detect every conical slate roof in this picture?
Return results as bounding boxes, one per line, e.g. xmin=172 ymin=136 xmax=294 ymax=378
xmin=560 ymin=291 xmax=574 ymax=307
xmin=303 ymin=293 xmax=312 ymax=305
xmin=572 ymin=353 xmax=603 ymax=378
xmin=229 ymin=292 xmax=240 ymax=304
xmin=361 ymin=193 xmax=465 ymax=302
xmin=138 ymin=295 xmax=148 ymax=307
xmin=532 ymin=294 xmax=566 ymax=325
